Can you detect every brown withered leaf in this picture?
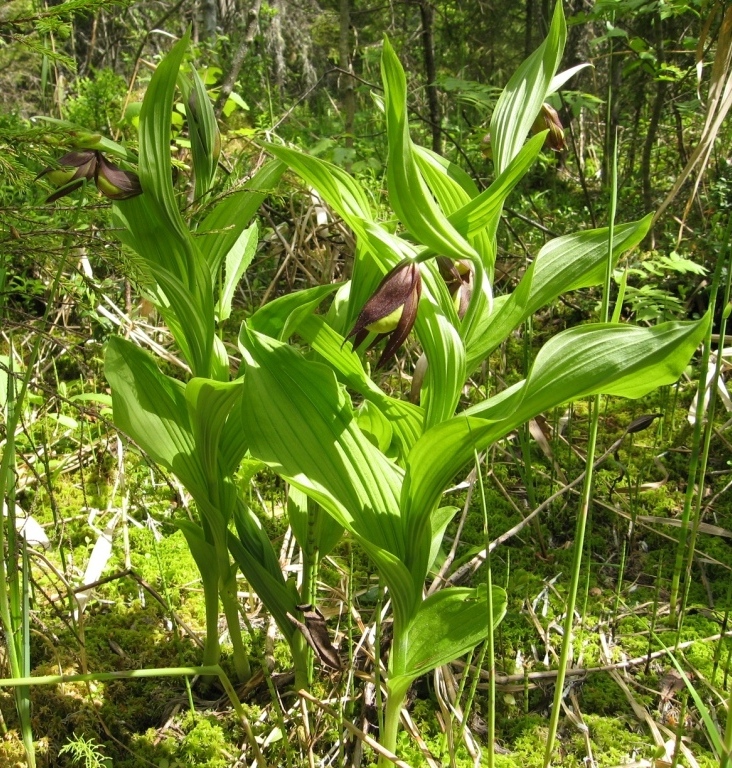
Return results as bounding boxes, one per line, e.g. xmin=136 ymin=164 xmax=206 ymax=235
xmin=626 ymin=413 xmax=663 ymax=435
xmin=287 ymin=604 xmax=342 ymax=670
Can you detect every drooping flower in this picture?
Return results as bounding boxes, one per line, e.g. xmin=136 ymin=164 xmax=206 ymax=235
xmin=437 ymin=257 xmax=473 ymax=319
xmin=94 ymin=153 xmax=142 ymax=200
xmin=531 ymin=103 xmax=566 ymax=152
xmin=347 ymin=260 xmax=421 ymax=368
xmin=36 ymin=150 xmax=97 ymax=202
xmin=37 ymin=150 xmax=142 ymax=202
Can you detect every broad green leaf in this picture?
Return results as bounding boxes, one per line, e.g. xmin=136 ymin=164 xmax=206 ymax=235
xmin=150 ymin=260 xmax=215 ymax=378
xmin=465 ymin=216 xmax=652 ymax=370
xmin=217 ymin=222 xmax=257 ymax=322
xmin=413 ymin=146 xmax=493 ymax=265
xmin=390 ymin=586 xmax=507 ymax=686
xmin=104 ymin=337 xmax=206 ymax=497
xmin=238 ymin=325 xmax=420 ymax=622
xmin=219 ymin=407 xmax=249 ymax=476
xmin=356 ymin=400 xmax=393 ymax=454
xmin=413 ymin=146 xmax=480 ymax=199
xmin=264 ymin=143 xmax=373 ymax=225
xmin=448 ymin=132 xmax=546 ymax=244
xmin=138 ymin=33 xmax=191 ymax=241
xmin=185 ymin=377 xmax=243 ymax=489
xmin=490 ymin=2 xmax=566 ymax=174
xmin=417 ymin=284 xmax=466 ymax=429
xmin=296 ymin=314 xmax=424 ymax=459
xmin=184 ymin=67 xmax=219 ymax=199
xmin=402 ymin=317 xmax=710 ymax=573
xmin=249 ymin=283 xmax=339 ymax=341
xmin=228 ymin=500 xmax=302 ymax=643
xmin=428 ymin=506 xmax=459 ymax=574
xmin=381 ymin=37 xmax=478 ymax=264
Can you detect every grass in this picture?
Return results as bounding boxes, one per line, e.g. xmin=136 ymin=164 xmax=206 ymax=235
xmin=1 ymin=376 xmax=730 ymax=768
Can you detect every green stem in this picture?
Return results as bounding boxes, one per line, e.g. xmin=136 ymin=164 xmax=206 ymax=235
xmin=543 ymin=127 xmax=618 ymax=768
xmin=220 ymin=577 xmax=252 ymax=681
xmin=378 ymin=622 xmax=409 ymax=766
xmin=668 ymin=215 xmax=730 ymax=616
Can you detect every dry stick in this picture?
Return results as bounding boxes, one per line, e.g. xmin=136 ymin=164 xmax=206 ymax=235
xmin=297 ymin=689 xmax=415 ymax=768
xmin=427 ymin=464 xmax=477 ymax=595
xmin=455 ymin=631 xmax=732 ymax=687
xmin=445 ymin=432 xmax=630 ymax=587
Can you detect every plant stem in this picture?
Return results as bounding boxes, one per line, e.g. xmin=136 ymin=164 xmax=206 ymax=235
xmin=543 ymin=128 xmax=618 ymax=768
xmin=668 ymin=215 xmax=730 ymax=617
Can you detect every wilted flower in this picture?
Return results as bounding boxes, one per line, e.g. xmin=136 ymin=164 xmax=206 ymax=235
xmin=37 ymin=150 xmax=142 ymax=202
xmin=531 ymin=103 xmax=566 ymax=152
xmin=347 ymin=260 xmax=421 ymax=368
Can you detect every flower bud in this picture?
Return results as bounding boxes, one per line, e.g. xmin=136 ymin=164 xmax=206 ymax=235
xmin=532 ymin=103 xmax=566 ymax=152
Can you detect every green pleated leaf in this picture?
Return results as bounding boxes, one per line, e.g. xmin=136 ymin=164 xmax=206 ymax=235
xmin=297 ymin=314 xmax=424 ymax=459
xmin=216 ymin=222 xmax=257 ymax=322
xmin=184 ymin=66 xmax=220 ymax=199
xmin=465 ymin=216 xmax=652 ymax=371
xmin=104 ymin=337 xmax=206 ymax=496
xmin=228 ymin=500 xmax=302 ymax=643
xmin=416 ymin=278 xmax=466 ymax=429
xmin=490 ymin=2 xmax=566 ymax=174
xmin=238 ymin=324 xmax=420 ymax=622
xmin=402 ymin=317 xmax=710 ymax=569
xmin=249 ymin=283 xmax=339 ymax=341
xmin=185 ymin=377 xmax=243 ymax=489
xmin=448 ymin=132 xmax=546 ymax=243
xmin=356 ymin=400 xmax=393 ymax=454
xmin=390 ymin=586 xmax=507 ymax=687
xmin=413 ymin=146 xmax=493 ymax=264
xmin=381 ymin=37 xmax=478 ymax=264
xmin=138 ymin=33 xmax=191 ymax=239
xmin=264 ymin=143 xmax=373 ymax=226
xmin=150 ymin=260 xmax=215 ymax=378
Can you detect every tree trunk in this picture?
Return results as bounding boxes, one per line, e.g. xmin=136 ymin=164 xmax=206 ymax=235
xmin=419 ymin=0 xmax=441 ymax=154
xmin=525 ymin=0 xmax=533 ymax=58
xmin=339 ymin=0 xmax=355 ymax=169
xmin=641 ymin=12 xmax=666 ymax=215
xmin=214 ymin=0 xmax=262 ymax=118
xmin=201 ymin=0 xmax=218 ymax=40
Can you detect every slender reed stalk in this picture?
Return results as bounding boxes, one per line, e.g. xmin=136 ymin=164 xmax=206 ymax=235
xmin=476 ymin=451 xmax=496 ymax=768
xmin=676 ymin=215 xmax=732 ymax=633
xmin=543 ymin=129 xmax=619 ymax=767
xmin=669 ymin=215 xmax=731 ymax=617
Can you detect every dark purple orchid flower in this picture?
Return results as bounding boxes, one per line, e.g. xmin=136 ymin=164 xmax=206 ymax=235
xmin=37 ymin=150 xmax=142 ymax=202
xmin=347 ymin=260 xmax=422 ymax=368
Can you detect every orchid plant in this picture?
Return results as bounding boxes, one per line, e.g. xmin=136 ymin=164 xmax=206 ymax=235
xmin=234 ymin=3 xmax=707 ymax=761
xmin=45 ymin=4 xmax=708 ymax=762
xmin=36 ymin=33 xmax=341 ymax=688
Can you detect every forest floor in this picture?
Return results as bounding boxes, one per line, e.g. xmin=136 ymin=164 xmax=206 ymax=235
xmin=1 ymin=347 xmax=730 ymax=768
